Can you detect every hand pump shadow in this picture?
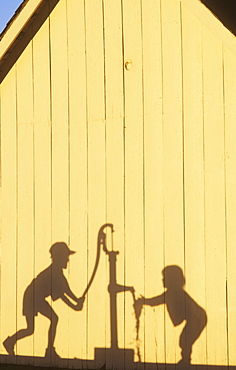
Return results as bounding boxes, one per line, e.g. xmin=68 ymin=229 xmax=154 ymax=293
xmin=93 ymin=224 xmax=135 ymax=370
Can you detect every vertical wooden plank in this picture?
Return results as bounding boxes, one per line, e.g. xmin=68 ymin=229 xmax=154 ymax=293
xmin=103 ymin=0 xmax=124 ymax=120
xmin=161 ymin=0 xmax=185 ymax=364
xmin=32 ymin=10 xmax=52 ymax=363
xmin=0 ymin=68 xmax=17 ymax=365
xmin=103 ymin=0 xmax=125 ymax=365
xmin=84 ymin=0 xmax=106 ymax=364
xmin=16 ymin=39 xmax=34 ymax=363
xmin=181 ymin=4 xmax=207 ymax=368
xmin=223 ymin=45 xmax=236 ymax=368
xmin=50 ymin=0 xmax=69 ymax=241
xmin=49 ymin=0 xmax=69 ymax=361
xmin=85 ymin=0 xmax=105 ymax=124
xmin=67 ymin=0 xmax=87 ymax=363
xmin=122 ymin=0 xmax=144 ymax=365
xmin=0 ymin=85 xmax=2 ymax=351
xmin=202 ymin=25 xmax=228 ymax=366
xmin=141 ymin=0 xmax=165 ymax=366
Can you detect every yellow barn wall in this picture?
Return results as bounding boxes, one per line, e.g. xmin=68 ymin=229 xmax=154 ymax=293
xmin=0 ymin=0 xmax=236 ymax=368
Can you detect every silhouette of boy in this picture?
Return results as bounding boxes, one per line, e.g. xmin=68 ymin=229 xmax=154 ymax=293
xmin=135 ymin=265 xmax=207 ymax=365
xmin=3 ymin=242 xmax=85 ymax=359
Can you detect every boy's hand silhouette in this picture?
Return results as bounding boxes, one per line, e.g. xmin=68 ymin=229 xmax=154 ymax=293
xmin=75 ymin=296 xmax=85 ymax=311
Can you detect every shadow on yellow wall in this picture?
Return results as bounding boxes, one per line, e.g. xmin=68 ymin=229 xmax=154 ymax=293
xmin=1 ymin=224 xmax=233 ymax=370
xmin=135 ymin=265 xmax=207 ymax=366
xmin=3 ymin=242 xmax=84 ymax=360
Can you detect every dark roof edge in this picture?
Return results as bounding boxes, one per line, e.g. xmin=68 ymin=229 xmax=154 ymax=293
xmin=0 ymin=0 xmax=30 ymax=41
xmin=200 ymin=0 xmax=236 ymax=37
xmin=0 ymin=0 xmax=60 ymax=83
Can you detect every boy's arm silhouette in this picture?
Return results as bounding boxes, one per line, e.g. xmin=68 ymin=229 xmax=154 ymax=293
xmin=64 ymin=282 xmax=81 ymax=303
xmin=61 ymin=294 xmax=84 ymax=311
xmin=60 ymin=276 xmax=85 ymax=310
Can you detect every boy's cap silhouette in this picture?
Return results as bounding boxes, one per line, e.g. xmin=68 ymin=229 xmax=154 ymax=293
xmin=50 ymin=242 xmax=76 ymax=258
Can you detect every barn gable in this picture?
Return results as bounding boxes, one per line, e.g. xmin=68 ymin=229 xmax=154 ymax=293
xmin=200 ymin=0 xmax=236 ymax=37
xmin=0 ymin=0 xmax=236 ymax=369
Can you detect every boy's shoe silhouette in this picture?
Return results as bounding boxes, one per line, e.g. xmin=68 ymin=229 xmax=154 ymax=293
xmin=3 ymin=336 xmax=15 ymax=356
xmin=177 ymin=357 xmax=191 ymax=369
xmin=45 ymin=346 xmax=61 ymax=360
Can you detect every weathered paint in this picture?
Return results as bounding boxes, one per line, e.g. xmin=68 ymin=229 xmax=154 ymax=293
xmin=0 ymin=0 xmax=236 ymax=368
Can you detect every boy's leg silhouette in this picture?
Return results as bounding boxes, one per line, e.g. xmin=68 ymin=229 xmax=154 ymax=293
xmin=39 ymin=300 xmax=60 ymax=358
xmin=3 ymin=299 xmax=59 ymax=358
xmin=3 ymin=315 xmax=34 ymax=355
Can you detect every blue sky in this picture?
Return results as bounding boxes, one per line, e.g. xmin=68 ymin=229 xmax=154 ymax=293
xmin=0 ymin=0 xmax=23 ymax=33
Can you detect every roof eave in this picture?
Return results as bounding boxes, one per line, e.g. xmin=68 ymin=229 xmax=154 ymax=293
xmin=0 ymin=0 xmax=44 ymax=61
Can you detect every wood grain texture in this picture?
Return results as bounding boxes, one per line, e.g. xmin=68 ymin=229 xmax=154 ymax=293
xmin=181 ymin=4 xmax=207 ymax=368
xmin=49 ymin=0 xmax=69 ymax=361
xmin=0 ymin=0 xmax=236 ymax=368
xmin=84 ymin=0 xmax=106 ymax=363
xmin=66 ymin=0 xmax=87 ymax=362
xmin=0 ymin=67 xmax=17 ymax=365
xmin=202 ymin=24 xmax=228 ymax=366
xmin=32 ymin=11 xmax=52 ymax=363
xmin=16 ymin=39 xmax=34 ymax=363
xmin=161 ymin=0 xmax=185 ymax=364
xmin=122 ymin=0 xmax=145 ymax=364
xmin=223 ymin=45 xmax=236 ymax=367
xmin=141 ymin=0 xmax=165 ymax=365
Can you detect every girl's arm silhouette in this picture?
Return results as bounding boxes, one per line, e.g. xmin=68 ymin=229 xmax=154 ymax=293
xmin=139 ymin=293 xmax=165 ymax=306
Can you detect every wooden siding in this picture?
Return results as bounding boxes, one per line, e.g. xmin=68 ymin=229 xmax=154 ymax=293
xmin=0 ymin=0 xmax=236 ymax=368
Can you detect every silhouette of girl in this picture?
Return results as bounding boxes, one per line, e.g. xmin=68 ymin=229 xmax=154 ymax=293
xmin=3 ymin=242 xmax=85 ymax=359
xmin=135 ymin=265 xmax=207 ymax=365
